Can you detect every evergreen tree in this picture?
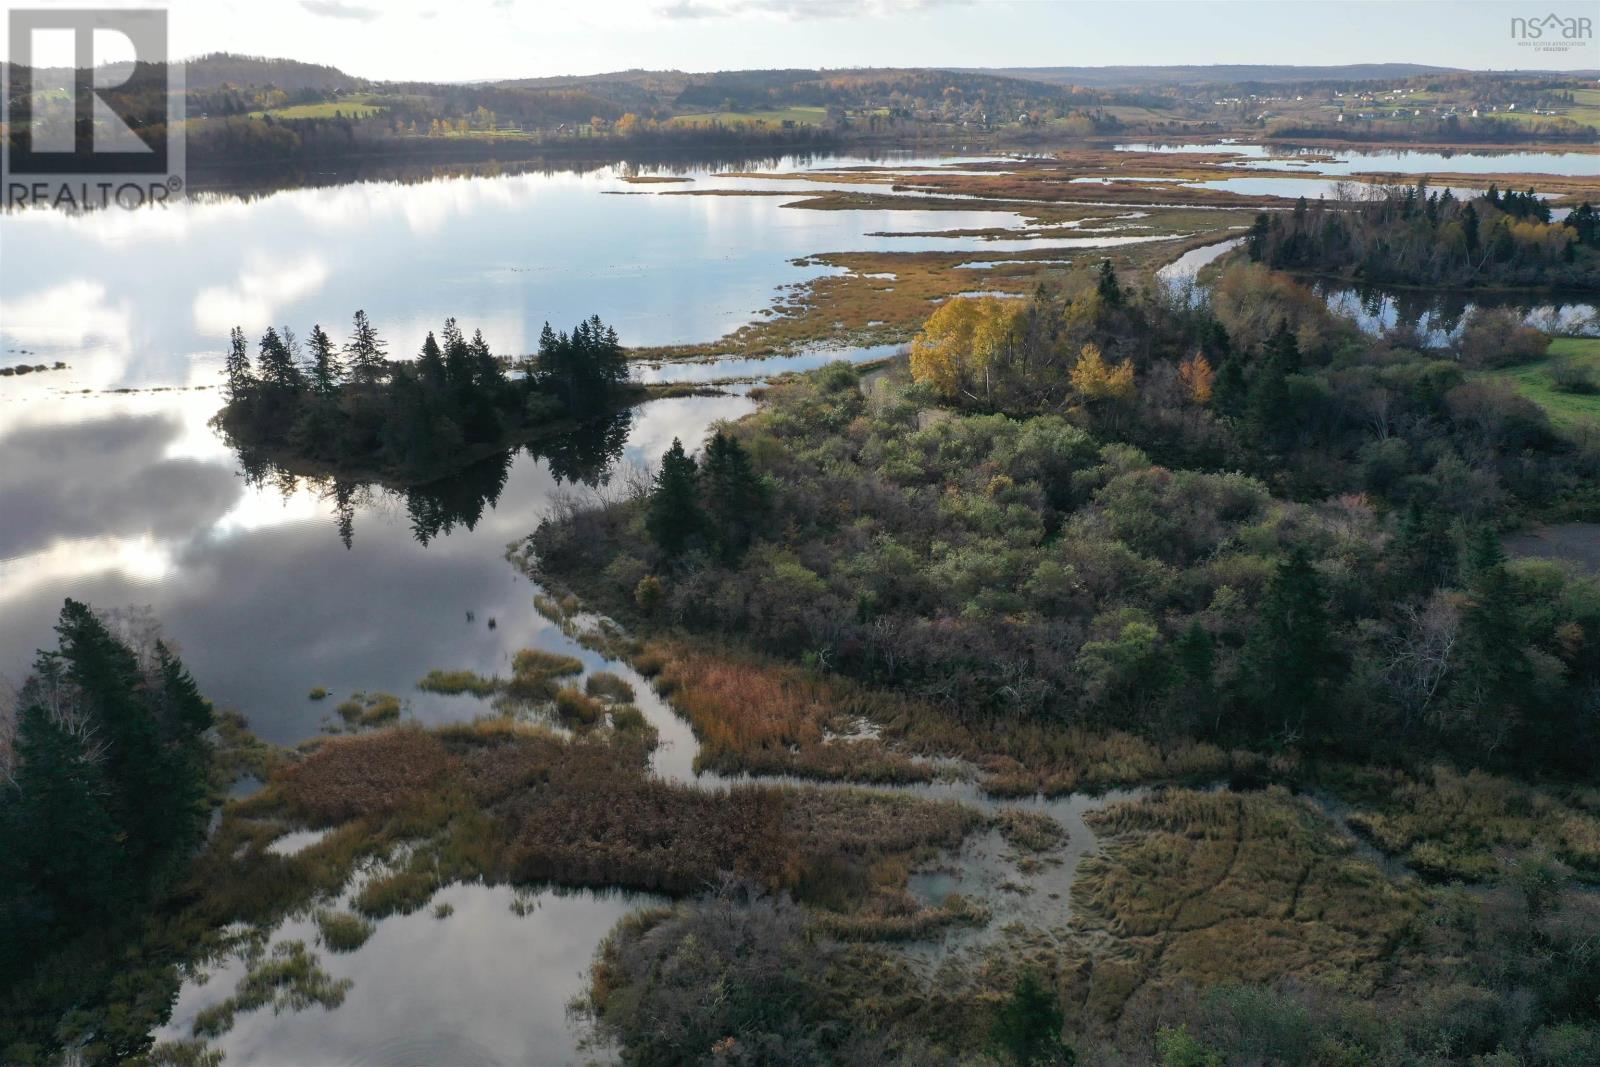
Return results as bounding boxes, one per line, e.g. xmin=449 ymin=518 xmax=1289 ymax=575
xmin=346 ymin=309 xmax=389 ymax=386
xmin=701 ymin=429 xmax=769 ymax=559
xmin=1395 ymin=504 xmax=1456 ymax=593
xmin=307 ymin=324 xmax=343 ymax=396
xmin=1244 ymin=546 xmax=1333 ymax=740
xmin=646 ymin=438 xmax=704 ymax=558
xmin=1175 ymin=621 xmax=1215 ymax=690
xmin=1246 ymin=213 xmax=1270 ymax=262
xmin=1245 ymin=320 xmax=1300 ymax=446
xmin=441 ymin=317 xmax=472 ymax=388
xmin=5 ymin=703 xmax=126 ymax=930
xmin=417 ymin=331 xmax=447 ymax=390
xmin=1458 ymin=526 xmax=1528 ymax=723
xmin=469 ymin=329 xmax=504 ymax=391
xmin=255 ymin=326 xmax=303 ymax=395
xmin=223 ymin=325 xmax=254 ymax=402
xmin=1095 ymin=259 xmax=1122 ymax=307
xmin=989 ymin=969 xmax=1073 ymax=1067
xmin=53 ymin=600 xmax=201 ymax=885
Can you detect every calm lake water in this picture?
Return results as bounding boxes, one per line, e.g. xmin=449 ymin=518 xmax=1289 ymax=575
xmin=1118 ymin=141 xmax=1600 ymax=178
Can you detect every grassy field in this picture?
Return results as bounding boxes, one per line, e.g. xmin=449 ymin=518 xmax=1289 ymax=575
xmin=250 ymin=100 xmax=386 ymax=120
xmin=669 ymin=106 xmax=827 ymax=128
xmin=1485 ymin=337 xmax=1600 ymax=432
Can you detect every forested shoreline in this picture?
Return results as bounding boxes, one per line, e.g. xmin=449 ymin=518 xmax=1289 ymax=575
xmin=1246 ymin=183 xmax=1600 ymax=289
xmin=214 ymin=311 xmax=641 ymax=486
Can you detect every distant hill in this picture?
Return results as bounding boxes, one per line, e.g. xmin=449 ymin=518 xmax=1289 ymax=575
xmin=493 ymin=67 xmax=1088 ymax=112
xmin=183 ymin=53 xmax=363 ymax=92
xmin=967 ymin=64 xmax=1466 ymax=88
xmin=1 ymin=53 xmax=362 ymax=93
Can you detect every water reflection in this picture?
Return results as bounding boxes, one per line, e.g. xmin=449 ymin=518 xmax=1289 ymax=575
xmin=1311 ymin=278 xmax=1599 ymax=345
xmin=225 ymin=409 xmax=633 ymax=548
xmin=1117 ymin=141 xmax=1600 ymax=178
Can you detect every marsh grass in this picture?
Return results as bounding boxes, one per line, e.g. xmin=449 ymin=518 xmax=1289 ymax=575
xmin=643 ymin=639 xmax=1254 ymax=794
xmin=314 ymin=910 xmax=374 ymax=952
xmin=1328 ymin=763 xmax=1600 ymax=883
xmin=1065 ymin=787 xmax=1427 ymax=1026
xmin=553 ymin=686 xmax=605 ymax=728
xmin=353 ymin=860 xmax=440 ymax=918
xmin=190 ymin=940 xmax=351 ymax=1040
xmin=648 ymin=642 xmax=934 ymax=783
xmin=417 ymin=669 xmax=499 ymax=697
xmin=333 ymin=691 xmax=402 ymax=728
xmin=307 ymin=686 xmax=328 ymax=700
xmin=512 ymin=648 xmax=584 ymax=676
xmin=608 ymin=703 xmax=652 ymax=737
xmin=585 ymin=671 xmax=636 ymax=703
xmin=995 ymin=809 xmax=1068 ymax=853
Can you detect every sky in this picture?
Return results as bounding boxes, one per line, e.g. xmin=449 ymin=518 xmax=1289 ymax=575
xmin=4 ymin=0 xmax=1597 ymax=82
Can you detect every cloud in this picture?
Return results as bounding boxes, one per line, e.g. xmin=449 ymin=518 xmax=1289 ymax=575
xmin=192 ymin=255 xmax=330 ymax=335
xmin=300 ymin=0 xmax=380 ymax=21
xmin=657 ymin=0 xmax=966 ymax=18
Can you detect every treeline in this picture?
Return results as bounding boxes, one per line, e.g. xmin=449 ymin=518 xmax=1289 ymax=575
xmin=534 ymin=264 xmax=1600 ymax=777
xmin=1 ymin=602 xmax=213 ymax=1056
xmin=1246 ymin=184 xmax=1600 ymax=288
xmin=1268 ymin=114 xmax=1598 ymax=143
xmin=184 ymin=112 xmax=839 ymax=170
xmin=215 ymin=311 xmax=633 ymax=483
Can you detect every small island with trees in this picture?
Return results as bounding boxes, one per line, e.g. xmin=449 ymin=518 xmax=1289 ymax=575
xmin=214 ymin=310 xmax=648 ymax=485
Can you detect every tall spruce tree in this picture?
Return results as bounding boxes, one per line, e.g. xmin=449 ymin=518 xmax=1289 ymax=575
xmin=307 ymin=324 xmax=343 ymax=396
xmin=224 ymin=325 xmax=254 ymax=402
xmin=647 ymin=438 xmax=704 ymax=558
xmin=1244 ymin=546 xmax=1333 ymax=740
xmin=701 ymin=430 xmax=768 ymax=559
xmin=346 ymin=309 xmax=389 ymax=386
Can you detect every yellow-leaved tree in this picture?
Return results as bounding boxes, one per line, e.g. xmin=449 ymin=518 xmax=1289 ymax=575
xmin=1069 ymin=343 xmax=1135 ymax=403
xmin=1178 ymin=351 xmax=1214 ymax=404
xmin=910 ymin=296 xmax=1024 ymax=402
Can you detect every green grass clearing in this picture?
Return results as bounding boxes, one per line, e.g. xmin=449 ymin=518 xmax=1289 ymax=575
xmin=670 ymin=106 xmax=827 ymax=128
xmin=250 ymin=100 xmax=385 ymax=120
xmin=1483 ymin=337 xmax=1600 ymax=432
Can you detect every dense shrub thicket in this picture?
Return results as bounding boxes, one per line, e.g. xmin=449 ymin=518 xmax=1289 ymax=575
xmin=536 ymin=265 xmax=1600 ymax=775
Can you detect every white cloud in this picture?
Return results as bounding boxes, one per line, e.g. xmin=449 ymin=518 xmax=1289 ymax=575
xmin=300 ymin=0 xmax=381 ymax=21
xmin=192 ymin=256 xmax=330 ymax=335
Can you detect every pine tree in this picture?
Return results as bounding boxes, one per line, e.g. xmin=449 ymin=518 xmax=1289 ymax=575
xmin=1175 ymin=622 xmax=1215 ymax=689
xmin=989 ymin=969 xmax=1073 ymax=1067
xmin=256 ymin=326 xmax=303 ymax=395
xmin=417 ymin=331 xmax=447 ymax=390
xmin=223 ymin=325 xmax=254 ymax=402
xmin=646 ymin=438 xmax=704 ymax=558
xmin=1095 ymin=259 xmax=1122 ymax=307
xmin=1395 ymin=505 xmax=1455 ymax=592
xmin=346 ymin=309 xmax=389 ymax=386
xmin=307 ymin=324 xmax=343 ymax=396
xmin=1246 ymin=213 xmax=1270 ymax=262
xmin=1244 ymin=546 xmax=1333 ymax=740
xmin=6 ymin=702 xmax=126 ymax=926
xmin=1245 ymin=320 xmax=1301 ymax=446
xmin=469 ymin=329 xmax=504 ymax=391
xmin=441 ymin=316 xmax=472 ymax=388
xmin=701 ymin=430 xmax=769 ymax=559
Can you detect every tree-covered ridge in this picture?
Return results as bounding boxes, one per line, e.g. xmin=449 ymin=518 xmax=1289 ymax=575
xmin=1246 ymin=184 xmax=1600 ymax=288
xmin=535 ymin=266 xmax=1600 ymax=778
xmin=215 ymin=310 xmax=634 ymax=484
xmin=1 ymin=602 xmax=214 ymax=1053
